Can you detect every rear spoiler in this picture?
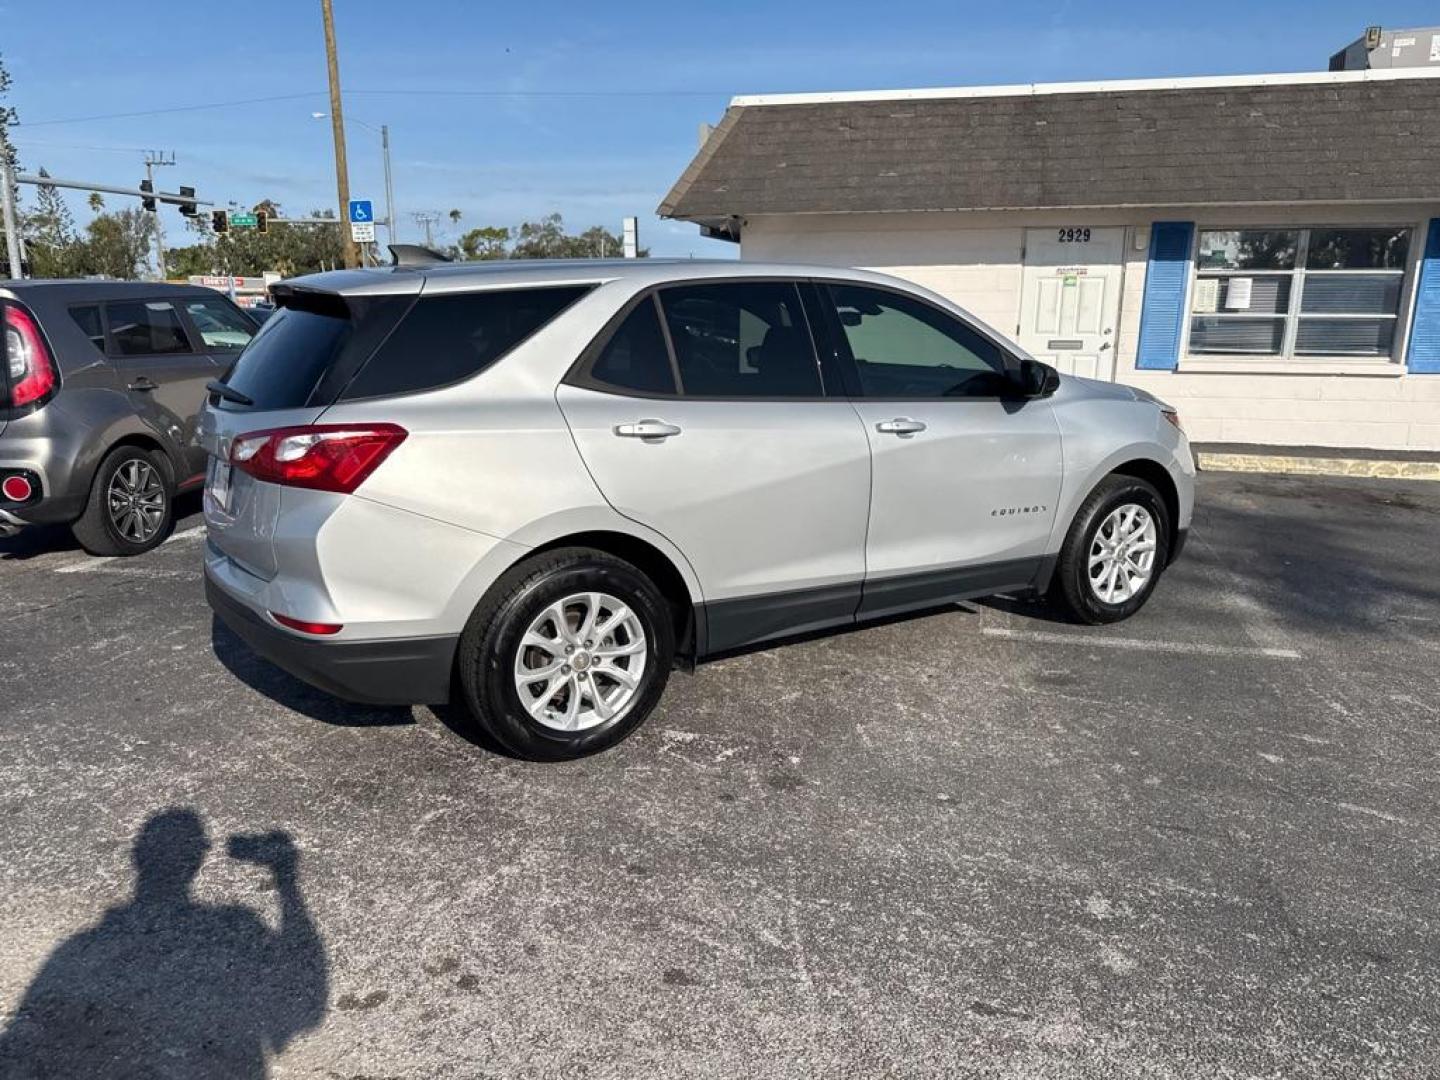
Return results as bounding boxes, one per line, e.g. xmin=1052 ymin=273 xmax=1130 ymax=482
xmin=388 ymin=244 xmax=452 ymax=267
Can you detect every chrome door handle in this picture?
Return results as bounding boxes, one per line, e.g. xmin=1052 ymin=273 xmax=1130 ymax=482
xmin=614 ymin=419 xmax=682 ymax=441
xmin=128 ymin=377 xmax=158 ymax=392
xmin=875 ymin=418 xmax=927 ymax=437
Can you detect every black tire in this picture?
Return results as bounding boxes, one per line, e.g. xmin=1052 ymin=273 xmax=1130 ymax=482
xmin=71 ymin=445 xmax=175 ymax=557
xmin=1048 ymin=474 xmax=1171 ymax=625
xmin=456 ymin=547 xmax=675 ymax=761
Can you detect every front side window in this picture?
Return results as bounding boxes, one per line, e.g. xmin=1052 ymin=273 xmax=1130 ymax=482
xmin=658 ymin=282 xmax=821 ymax=397
xmin=105 ymin=300 xmax=192 ymax=357
xmin=183 ymin=297 xmax=256 ymax=350
xmin=827 ymin=283 xmax=1009 ymax=398
xmin=1189 ymin=227 xmax=1411 ymax=359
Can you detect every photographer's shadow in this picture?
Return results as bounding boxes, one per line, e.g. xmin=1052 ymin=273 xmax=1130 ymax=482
xmin=0 ymin=808 xmax=328 ymax=1079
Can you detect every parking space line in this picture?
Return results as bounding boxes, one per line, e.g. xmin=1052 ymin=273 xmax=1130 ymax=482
xmin=52 ymin=525 xmax=206 ymax=574
xmin=981 ymin=626 xmax=1302 ymax=660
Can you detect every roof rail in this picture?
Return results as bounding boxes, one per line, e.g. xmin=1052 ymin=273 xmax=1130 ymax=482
xmin=388 ymin=244 xmax=453 ymax=267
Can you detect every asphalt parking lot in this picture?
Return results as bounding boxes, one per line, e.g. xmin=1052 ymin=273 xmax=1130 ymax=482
xmin=1 ymin=471 xmax=1438 ymax=1078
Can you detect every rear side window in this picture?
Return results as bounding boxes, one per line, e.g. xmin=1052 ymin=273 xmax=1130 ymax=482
xmin=339 ymin=285 xmax=592 ymax=401
xmin=217 ymin=292 xmax=410 ymax=411
xmin=105 ymin=301 xmax=192 ymax=357
xmin=183 ymin=297 xmax=256 ymax=350
xmin=69 ymin=305 xmax=106 ymax=353
xmin=658 ymin=282 xmax=821 ymax=397
xmin=589 ymin=298 xmax=675 ymax=395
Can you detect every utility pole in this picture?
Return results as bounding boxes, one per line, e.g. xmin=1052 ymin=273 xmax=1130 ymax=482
xmin=1 ymin=159 xmax=22 ymax=280
xmin=412 ymin=211 xmax=439 ymax=248
xmin=143 ymin=151 xmax=175 ymax=280
xmin=320 ymin=0 xmax=359 ymax=268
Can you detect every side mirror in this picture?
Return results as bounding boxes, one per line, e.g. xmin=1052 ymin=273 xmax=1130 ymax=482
xmin=1013 ymin=357 xmax=1060 ymax=399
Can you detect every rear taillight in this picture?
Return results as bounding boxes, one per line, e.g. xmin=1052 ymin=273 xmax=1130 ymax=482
xmin=269 ymin=612 xmax=343 ymax=636
xmin=229 ymin=423 xmax=407 ymax=494
xmin=3 ymin=303 xmax=58 ymax=408
xmin=1161 ymin=408 xmax=1184 ymax=434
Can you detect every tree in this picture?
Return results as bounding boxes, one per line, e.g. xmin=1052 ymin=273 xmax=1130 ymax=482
xmin=76 ymin=208 xmax=154 ymax=280
xmin=164 ymin=201 xmax=347 ymax=279
xmin=455 ymin=214 xmax=647 ymax=261
xmin=27 ymin=168 xmax=79 ymax=278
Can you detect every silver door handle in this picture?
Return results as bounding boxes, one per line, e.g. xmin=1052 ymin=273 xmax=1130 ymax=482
xmin=876 ymin=418 xmax=927 ymax=437
xmin=614 ymin=419 xmax=682 ymax=441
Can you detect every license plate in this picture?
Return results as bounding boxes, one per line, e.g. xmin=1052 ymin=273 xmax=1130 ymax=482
xmin=208 ymin=459 xmax=232 ymax=513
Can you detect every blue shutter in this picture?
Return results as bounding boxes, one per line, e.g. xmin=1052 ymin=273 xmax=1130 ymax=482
xmin=1135 ymin=222 xmax=1194 ymax=371
xmin=1407 ymin=218 xmax=1440 ymax=374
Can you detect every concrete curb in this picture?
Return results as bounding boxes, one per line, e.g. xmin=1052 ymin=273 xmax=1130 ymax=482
xmin=1196 ymin=452 xmax=1440 ymax=482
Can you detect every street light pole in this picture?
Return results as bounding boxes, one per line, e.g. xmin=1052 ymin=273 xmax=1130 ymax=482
xmin=381 ymin=124 xmax=397 ymax=245
xmin=320 ymin=0 xmax=359 ymax=269
xmin=1 ymin=159 xmax=22 ymax=280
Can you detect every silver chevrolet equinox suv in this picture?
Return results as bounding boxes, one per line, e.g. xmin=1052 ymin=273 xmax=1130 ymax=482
xmin=202 ymin=259 xmax=1194 ymax=760
xmin=1 ymin=280 xmax=257 ymax=553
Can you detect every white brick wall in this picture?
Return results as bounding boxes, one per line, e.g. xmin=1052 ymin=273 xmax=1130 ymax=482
xmin=739 ymin=206 xmax=1440 ymax=451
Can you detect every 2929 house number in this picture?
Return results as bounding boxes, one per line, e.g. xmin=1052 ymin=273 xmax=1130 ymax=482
xmin=1057 ymin=227 xmax=1091 ymax=243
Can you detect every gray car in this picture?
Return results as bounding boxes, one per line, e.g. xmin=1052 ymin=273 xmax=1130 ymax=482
xmin=201 ymin=259 xmax=1194 ymax=760
xmin=0 ymin=281 xmax=258 ymax=554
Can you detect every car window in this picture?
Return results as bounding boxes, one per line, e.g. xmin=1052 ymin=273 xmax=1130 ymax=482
xmin=105 ymin=300 xmax=192 ymax=357
xmin=827 ymin=284 xmax=1009 ymax=398
xmin=339 ymin=286 xmax=591 ymax=400
xmin=589 ymin=297 xmax=676 ymax=395
xmin=183 ymin=297 xmax=256 ymax=350
xmin=659 ymin=282 xmax=821 ymax=397
xmin=68 ymin=305 xmax=106 ymax=353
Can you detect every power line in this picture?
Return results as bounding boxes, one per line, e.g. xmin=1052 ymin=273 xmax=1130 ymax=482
xmin=15 ymin=86 xmax=732 ymax=127
xmin=16 ymin=93 xmax=327 ymax=128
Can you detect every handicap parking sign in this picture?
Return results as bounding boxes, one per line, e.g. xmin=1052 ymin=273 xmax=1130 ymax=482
xmin=348 ymin=199 xmax=373 ymax=224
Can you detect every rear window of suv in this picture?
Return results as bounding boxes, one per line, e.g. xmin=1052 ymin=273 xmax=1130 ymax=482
xmin=216 ymin=291 xmax=411 ymax=411
xmin=337 ymin=285 xmax=592 ymax=401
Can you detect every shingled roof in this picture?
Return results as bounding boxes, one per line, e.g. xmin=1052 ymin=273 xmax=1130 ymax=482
xmin=658 ymin=70 xmax=1440 ymax=221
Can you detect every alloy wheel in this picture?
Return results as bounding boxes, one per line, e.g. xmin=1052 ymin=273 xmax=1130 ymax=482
xmin=1088 ymin=503 xmax=1157 ymax=604
xmin=107 ymin=459 xmax=166 ymax=544
xmin=513 ymin=591 xmax=648 ymax=732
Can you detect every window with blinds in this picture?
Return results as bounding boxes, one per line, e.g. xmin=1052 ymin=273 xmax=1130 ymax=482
xmin=1188 ymin=227 xmax=1411 ymax=359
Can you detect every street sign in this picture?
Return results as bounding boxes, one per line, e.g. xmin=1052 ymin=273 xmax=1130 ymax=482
xmin=348 ymin=199 xmax=374 ymax=224
xmin=229 ymin=212 xmax=259 ymax=229
xmin=350 ymin=221 xmax=376 ymax=244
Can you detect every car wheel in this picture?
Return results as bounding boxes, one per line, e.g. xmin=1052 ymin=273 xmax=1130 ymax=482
xmin=1049 ymin=474 xmax=1171 ymax=625
xmin=71 ymin=446 xmax=175 ymax=557
xmin=456 ymin=547 xmax=675 ymax=761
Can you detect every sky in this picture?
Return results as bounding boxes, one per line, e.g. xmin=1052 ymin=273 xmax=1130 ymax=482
xmin=3 ymin=1 xmax=1436 ymax=259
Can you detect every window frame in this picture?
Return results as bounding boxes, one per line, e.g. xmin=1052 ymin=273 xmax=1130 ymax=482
xmin=101 ymin=297 xmax=197 ymax=360
xmin=810 ymin=278 xmax=1023 ymax=401
xmin=1183 ymin=225 xmax=1414 ymax=364
xmin=564 ymin=277 xmax=838 ymax=401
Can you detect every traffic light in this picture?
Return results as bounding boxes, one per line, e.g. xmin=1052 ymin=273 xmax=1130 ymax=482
xmin=139 ymin=179 xmax=155 ymax=212
xmin=255 ymin=210 xmax=268 ymax=234
xmin=177 ymin=186 xmax=198 ymax=217
xmin=212 ymin=210 xmax=228 ymax=234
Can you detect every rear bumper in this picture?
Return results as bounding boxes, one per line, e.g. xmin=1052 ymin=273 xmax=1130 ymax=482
xmin=205 ymin=571 xmax=457 ymax=706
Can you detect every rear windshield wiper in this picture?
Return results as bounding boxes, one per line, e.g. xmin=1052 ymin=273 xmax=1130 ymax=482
xmin=206 ymin=379 xmax=254 ymax=407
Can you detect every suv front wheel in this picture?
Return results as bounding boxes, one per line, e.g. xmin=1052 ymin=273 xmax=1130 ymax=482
xmin=456 ymin=547 xmax=675 ymax=760
xmin=1049 ymin=474 xmax=1171 ymax=625
xmin=71 ymin=445 xmax=175 ymax=557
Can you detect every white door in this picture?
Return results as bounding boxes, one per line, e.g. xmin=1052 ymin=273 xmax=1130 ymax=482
xmin=1018 ymin=226 xmax=1125 ymax=380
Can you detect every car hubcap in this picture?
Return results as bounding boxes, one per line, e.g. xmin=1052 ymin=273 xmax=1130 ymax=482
xmin=1088 ymin=503 xmax=1157 ymax=604
xmin=107 ymin=460 xmax=165 ymax=544
xmin=513 ymin=591 xmax=648 ymax=732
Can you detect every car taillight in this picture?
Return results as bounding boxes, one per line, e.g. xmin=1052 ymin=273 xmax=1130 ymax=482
xmin=269 ymin=611 xmax=343 ymax=635
xmin=3 ymin=303 xmax=58 ymax=408
xmin=1161 ymin=409 xmax=1184 ymax=434
xmin=230 ymin=423 xmax=407 ymax=494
